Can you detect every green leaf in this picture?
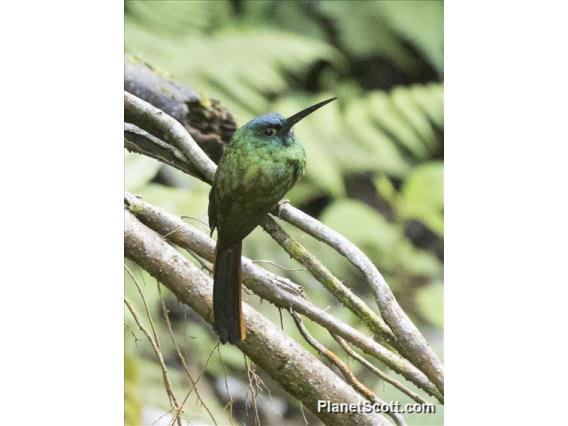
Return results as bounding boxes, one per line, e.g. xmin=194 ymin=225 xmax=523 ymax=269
xmin=126 ymin=0 xmax=231 ymax=37
xmin=342 ymin=96 xmax=411 ymax=176
xmin=321 ymin=199 xmax=401 ymax=255
xmin=125 ymin=152 xmax=161 ymax=192
xmin=369 ymin=91 xmax=428 ymax=159
xmin=416 ymin=282 xmax=444 ymax=328
xmin=411 ymin=83 xmax=444 ymax=128
xmin=124 ymin=355 xmax=141 ymax=426
xmin=275 ymin=95 xmax=346 ymax=196
xmin=126 ymin=25 xmax=344 ymax=115
xmin=320 ymin=198 xmax=441 ymax=278
xmin=377 ymin=1 xmax=444 ymax=73
xmin=136 ymin=183 xmax=211 ymax=226
xmin=400 ymin=161 xmax=444 ymax=234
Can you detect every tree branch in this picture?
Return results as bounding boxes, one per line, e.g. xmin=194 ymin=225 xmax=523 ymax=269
xmin=123 ymin=66 xmax=443 ymax=397
xmin=291 ymin=312 xmax=407 ymax=426
xmin=124 ymin=297 xmax=183 ymax=426
xmin=125 ymin=210 xmax=391 ymax=426
xmin=124 ymin=91 xmax=398 ymax=340
xmin=157 ymin=283 xmax=218 ymax=425
xmin=125 ymin=123 xmax=195 ymax=176
xmin=124 ymin=96 xmax=396 ymax=347
xmin=333 ymin=335 xmax=428 ymax=406
xmin=276 ymin=202 xmax=445 ymax=393
xmin=125 ymin=55 xmax=235 ymax=163
xmin=261 ymin=216 xmax=394 ymax=342
xmin=124 ymin=192 xmax=442 ymax=402
xmin=124 ymin=91 xmax=216 ymax=182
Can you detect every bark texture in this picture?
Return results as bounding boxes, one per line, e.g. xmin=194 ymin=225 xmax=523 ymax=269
xmin=125 ymin=55 xmax=236 ymax=178
xmin=125 ymin=210 xmax=390 ymax=426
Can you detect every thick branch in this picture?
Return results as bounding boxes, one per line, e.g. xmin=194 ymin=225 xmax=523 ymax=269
xmin=292 ymin=312 xmax=406 ymax=426
xmin=276 ymin=203 xmax=445 ymax=393
xmin=262 ymin=216 xmax=394 ymax=341
xmin=124 ymin=92 xmax=399 ymax=346
xmin=124 ymin=192 xmax=442 ymax=402
xmin=125 ymin=210 xmax=390 ymax=426
xmin=125 ymin=55 xmax=235 ymax=163
xmin=124 ymin=91 xmax=217 ymax=182
xmin=124 ymin=76 xmax=443 ymax=395
xmin=125 ymin=123 xmax=195 ymax=176
xmin=333 ymin=336 xmax=428 ymax=405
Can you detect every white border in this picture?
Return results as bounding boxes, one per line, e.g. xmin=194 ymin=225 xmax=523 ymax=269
xmin=0 ymin=1 xmax=123 ymax=424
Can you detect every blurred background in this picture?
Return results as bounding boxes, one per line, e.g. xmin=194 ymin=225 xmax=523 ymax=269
xmin=125 ymin=1 xmax=443 ymax=425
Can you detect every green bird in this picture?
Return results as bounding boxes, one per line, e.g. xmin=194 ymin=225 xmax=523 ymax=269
xmin=209 ymin=97 xmax=336 ymax=344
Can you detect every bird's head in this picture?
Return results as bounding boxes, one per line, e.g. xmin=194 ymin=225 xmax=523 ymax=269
xmin=237 ymin=97 xmax=337 ymax=147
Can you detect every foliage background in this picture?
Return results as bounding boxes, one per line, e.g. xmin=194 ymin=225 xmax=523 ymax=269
xmin=125 ymin=1 xmax=443 ymax=425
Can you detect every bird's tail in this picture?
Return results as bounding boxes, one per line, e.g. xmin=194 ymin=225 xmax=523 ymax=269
xmin=213 ymin=240 xmax=246 ymax=344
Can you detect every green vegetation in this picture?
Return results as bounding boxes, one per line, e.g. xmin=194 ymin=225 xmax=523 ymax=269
xmin=125 ymin=1 xmax=443 ymax=424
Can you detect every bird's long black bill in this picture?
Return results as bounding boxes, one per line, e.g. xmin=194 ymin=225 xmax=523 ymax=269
xmin=281 ymin=97 xmax=337 ymax=134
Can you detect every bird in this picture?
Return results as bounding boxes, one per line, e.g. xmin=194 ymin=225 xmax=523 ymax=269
xmin=208 ymin=97 xmax=337 ymax=344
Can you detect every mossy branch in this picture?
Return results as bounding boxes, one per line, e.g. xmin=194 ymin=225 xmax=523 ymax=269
xmin=261 ymin=216 xmax=394 ymax=342
xmin=125 ymin=210 xmax=391 ymax=426
xmin=291 ymin=311 xmax=407 ymax=426
xmin=123 ymin=64 xmax=444 ymax=403
xmin=276 ymin=202 xmax=445 ymax=393
xmin=125 ymin=90 xmax=397 ymax=343
xmin=125 ymin=192 xmax=442 ymax=402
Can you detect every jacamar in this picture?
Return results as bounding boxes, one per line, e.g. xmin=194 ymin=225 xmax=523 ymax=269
xmin=208 ymin=97 xmax=337 ymax=344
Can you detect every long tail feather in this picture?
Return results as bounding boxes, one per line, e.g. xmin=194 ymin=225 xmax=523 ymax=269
xmin=213 ymin=240 xmax=246 ymax=344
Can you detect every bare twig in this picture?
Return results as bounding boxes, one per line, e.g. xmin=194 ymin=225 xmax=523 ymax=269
xmin=333 ymin=335 xmax=428 ymax=405
xmin=125 ymin=193 xmax=442 ymax=401
xmin=217 ymin=346 xmax=235 ymax=425
xmin=125 ymin=122 xmax=188 ymax=163
xmin=251 ymin=259 xmax=306 ymax=272
xmin=124 ymin=88 xmax=443 ymax=396
xmin=126 ymin=266 xmax=186 ymax=425
xmin=125 ymin=264 xmax=160 ymax=346
xmin=125 ymin=92 xmax=394 ymax=344
xmin=180 ymin=215 xmax=210 ymax=229
xmin=180 ymin=343 xmax=219 ymax=413
xmin=244 ymin=356 xmax=262 ymax=426
xmin=124 ymin=55 xmax=234 ymax=166
xmin=291 ymin=312 xmax=406 ymax=426
xmin=277 ymin=202 xmax=445 ymax=393
xmin=157 ymin=283 xmax=218 ymax=426
xmin=262 ymin=217 xmax=394 ymax=342
xmin=124 ymin=91 xmax=216 ymax=182
xmin=125 ymin=125 xmax=195 ymax=177
xmin=124 ymin=298 xmax=183 ymax=426
xmin=299 ymin=403 xmax=308 ymax=426
xmin=174 ymin=342 xmax=221 ymax=426
xmin=125 ymin=210 xmax=392 ymax=425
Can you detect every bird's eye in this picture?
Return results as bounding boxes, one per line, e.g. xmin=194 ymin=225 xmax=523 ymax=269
xmin=262 ymin=128 xmax=276 ymax=137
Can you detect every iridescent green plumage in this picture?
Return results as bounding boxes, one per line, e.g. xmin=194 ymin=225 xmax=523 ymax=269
xmin=208 ymin=98 xmax=336 ymax=344
xmin=210 ymin=115 xmax=306 ymax=245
